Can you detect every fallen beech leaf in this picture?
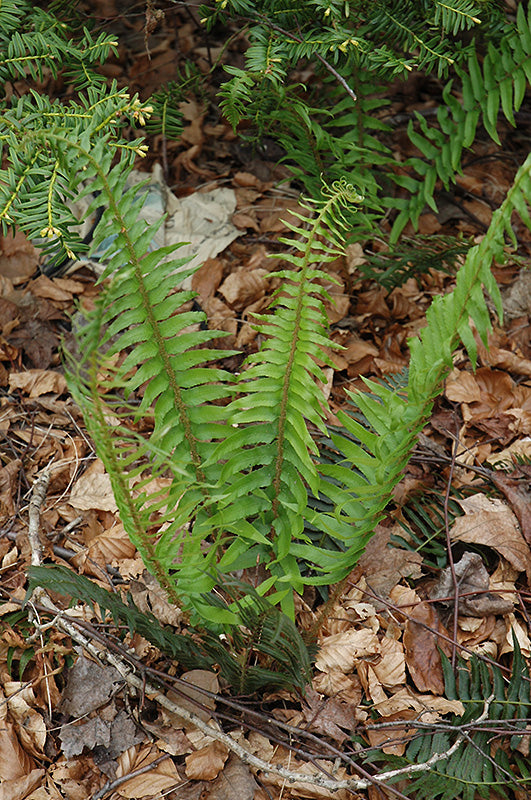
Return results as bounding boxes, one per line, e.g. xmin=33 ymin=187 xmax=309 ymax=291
xmin=261 ymin=756 xmax=350 ymax=800
xmin=30 ymin=274 xmax=75 ymax=302
xmin=430 ymin=552 xmax=514 ymax=617
xmin=489 ymin=470 xmax=531 ymax=546
xmin=4 ymin=684 xmax=46 ymax=758
xmin=452 ymin=494 xmax=531 ymax=580
xmin=185 ymin=740 xmax=229 ymax=781
xmin=445 ymin=369 xmax=482 ymax=403
xmin=354 ymin=524 xmax=423 ymax=600
xmin=301 ymin=688 xmax=358 ymax=744
xmin=129 ymin=571 xmax=184 ymax=627
xmin=0 ymin=722 xmax=35 ymax=779
xmin=0 ymin=768 xmax=45 ymax=800
xmin=8 ymin=369 xmax=67 ymax=398
xmin=0 ymin=459 xmax=21 ymax=521
xmin=165 ymin=669 xmax=219 ymax=728
xmin=374 ymin=688 xmax=464 ymax=720
xmin=69 ymin=458 xmax=118 ymax=512
xmin=367 ymin=710 xmax=419 ymax=756
xmin=116 ymin=748 xmax=180 ymax=798
xmin=487 ymin=437 xmax=531 ymax=469
xmin=501 ymin=613 xmax=531 ymax=658
xmin=207 ymin=754 xmax=258 ymax=800
xmin=371 ymin=637 xmax=406 ymax=688
xmin=218 ymin=268 xmax=267 ymax=311
xmin=403 ymin=602 xmax=450 ymax=694
xmin=312 ymin=670 xmax=363 ymax=705
xmin=191 ymin=257 xmax=224 ymax=303
xmin=86 ymin=521 xmax=137 ymax=564
xmin=0 ymin=231 xmax=38 ymax=284
xmin=477 ymin=336 xmax=531 ymax=377
xmin=315 ymin=628 xmax=380 ymax=673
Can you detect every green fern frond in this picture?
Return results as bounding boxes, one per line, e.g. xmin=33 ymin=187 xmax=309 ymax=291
xmin=363 ymin=642 xmax=531 ymax=798
xmin=27 ymin=565 xmax=312 ymax=693
xmin=311 ymin=152 xmax=531 ymax=586
xmin=199 ymin=179 xmax=363 ymax=611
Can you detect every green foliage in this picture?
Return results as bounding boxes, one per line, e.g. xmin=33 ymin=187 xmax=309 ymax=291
xmin=27 ymin=565 xmax=312 ymax=693
xmin=357 ymin=234 xmax=471 ymax=290
xmin=4 ymin=1 xmax=531 ymax=629
xmin=200 ymin=0 xmax=529 ymax=242
xmin=364 ymin=643 xmax=531 ymax=798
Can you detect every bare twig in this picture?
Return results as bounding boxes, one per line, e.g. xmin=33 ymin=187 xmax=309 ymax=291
xmin=443 ymin=417 xmax=461 ymax=667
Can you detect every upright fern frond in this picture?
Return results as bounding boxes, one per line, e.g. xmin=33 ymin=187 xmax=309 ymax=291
xmin=312 ymin=153 xmax=531 ymax=587
xmin=197 ymin=179 xmax=364 ymax=612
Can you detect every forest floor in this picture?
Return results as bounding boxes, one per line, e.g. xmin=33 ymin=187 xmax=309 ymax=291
xmin=1 ymin=2 xmax=531 ymax=799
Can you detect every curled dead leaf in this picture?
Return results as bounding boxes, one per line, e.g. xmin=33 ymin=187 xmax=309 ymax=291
xmin=8 ymin=369 xmax=67 ymax=398
xmin=315 ymin=628 xmax=380 ymax=674
xmin=185 ymin=740 xmax=229 ymax=781
xmin=452 ymin=494 xmax=531 ymax=580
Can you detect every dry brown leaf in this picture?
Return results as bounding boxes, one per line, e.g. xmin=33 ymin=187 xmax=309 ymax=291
xmin=0 ymin=768 xmax=45 ymax=800
xmin=185 ymin=741 xmax=229 ymax=781
xmin=0 ymin=231 xmax=39 ymax=285
xmin=477 ymin=336 xmax=531 ymax=377
xmin=69 ymin=458 xmax=118 ymax=512
xmin=487 ymin=437 xmax=531 ymax=469
xmin=373 ymin=688 xmax=464 ymax=720
xmin=501 ymin=613 xmax=531 ymax=657
xmin=452 ymin=494 xmax=531 ymax=579
xmin=301 ymin=688 xmax=359 ymax=744
xmin=129 ymin=571 xmax=183 ymax=627
xmin=403 ymin=601 xmax=449 ymax=694
xmin=445 ymin=369 xmax=482 ymax=403
xmin=489 ymin=471 xmax=531 ymax=546
xmin=354 ymin=524 xmax=423 ymax=601
xmin=0 ymin=722 xmax=36 ymax=779
xmin=258 ymin=200 xmax=301 ymax=233
xmin=206 ymin=754 xmax=258 ymax=800
xmin=0 ymin=458 xmax=21 ymax=522
xmin=371 ymin=637 xmax=406 ymax=688
xmin=261 ymin=756 xmax=350 ymax=800
xmin=30 ymin=274 xmax=75 ymax=302
xmin=115 ymin=747 xmax=180 ymax=798
xmin=345 ymin=242 xmax=366 ymax=273
xmin=86 ymin=521 xmax=137 ymax=565
xmin=366 ymin=710 xmax=417 ymax=756
xmin=232 ymin=211 xmax=260 ymax=231
xmin=315 ymin=628 xmax=380 ymax=673
xmin=191 ymin=257 xmax=225 ymax=303
xmin=218 ymin=268 xmax=267 ymax=311
xmin=233 ymin=171 xmax=268 ymax=190
xmin=312 ymin=670 xmax=363 ymax=706
xmin=8 ymin=369 xmax=67 ymax=398
xmin=4 ymin=683 xmax=47 ymax=758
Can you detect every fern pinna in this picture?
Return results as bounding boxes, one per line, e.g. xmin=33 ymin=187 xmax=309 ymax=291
xmin=364 ymin=644 xmax=531 ymax=799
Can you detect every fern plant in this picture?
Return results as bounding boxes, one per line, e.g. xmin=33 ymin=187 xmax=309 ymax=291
xmin=4 ymin=0 xmax=531 ymax=626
